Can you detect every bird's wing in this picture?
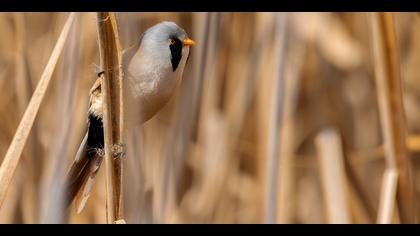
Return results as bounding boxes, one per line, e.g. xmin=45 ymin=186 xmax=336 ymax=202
xmin=65 ymin=77 xmax=105 ymax=213
xmin=66 ymin=36 xmax=142 ymax=213
xmin=73 ymin=150 xmax=103 ymax=214
xmin=65 ymin=132 xmax=89 ymax=204
xmin=65 ymin=131 xmax=103 ymax=214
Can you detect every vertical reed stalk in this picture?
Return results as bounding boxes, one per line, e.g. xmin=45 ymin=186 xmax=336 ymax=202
xmin=369 ymin=12 xmax=416 ymax=224
xmin=265 ymin=12 xmax=287 ymax=224
xmin=276 ymin=30 xmax=305 ymax=224
xmin=96 ymin=12 xmax=125 ymax=224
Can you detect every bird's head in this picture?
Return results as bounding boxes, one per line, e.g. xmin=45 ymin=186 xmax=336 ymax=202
xmin=141 ymin=21 xmax=195 ymax=72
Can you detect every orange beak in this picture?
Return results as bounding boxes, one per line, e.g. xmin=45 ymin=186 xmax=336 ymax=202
xmin=183 ymin=38 xmax=195 ymax=46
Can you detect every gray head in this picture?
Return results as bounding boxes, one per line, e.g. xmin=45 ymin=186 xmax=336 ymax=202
xmin=140 ymin=21 xmax=195 ymax=71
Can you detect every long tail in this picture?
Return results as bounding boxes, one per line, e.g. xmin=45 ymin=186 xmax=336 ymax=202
xmin=65 ymin=114 xmax=104 ymax=213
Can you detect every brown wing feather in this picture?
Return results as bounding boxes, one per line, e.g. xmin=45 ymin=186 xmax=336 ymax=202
xmin=65 ymin=132 xmax=89 ymax=206
xmin=65 ymin=40 xmax=141 ymax=213
xmin=74 ymin=152 xmax=103 ymax=213
xmin=65 ymin=77 xmax=105 ymax=213
xmin=65 ymin=133 xmax=104 ymax=213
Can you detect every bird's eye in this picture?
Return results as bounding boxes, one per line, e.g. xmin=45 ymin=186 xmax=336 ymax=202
xmin=169 ymin=39 xmax=176 ymax=45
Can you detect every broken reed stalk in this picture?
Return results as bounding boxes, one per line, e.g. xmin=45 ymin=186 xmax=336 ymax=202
xmin=96 ymin=12 xmax=125 ymax=224
xmin=315 ymin=128 xmax=350 ymax=224
xmin=0 ymin=13 xmax=76 ymax=208
xmin=377 ymin=168 xmax=399 ymax=223
xmin=369 ymin=12 xmax=416 ymax=224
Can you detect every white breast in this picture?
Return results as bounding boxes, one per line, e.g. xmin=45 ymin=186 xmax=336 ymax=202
xmin=123 ymin=45 xmax=189 ymax=128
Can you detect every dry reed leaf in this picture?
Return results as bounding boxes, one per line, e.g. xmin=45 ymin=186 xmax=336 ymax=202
xmin=0 ymin=12 xmax=76 ymax=208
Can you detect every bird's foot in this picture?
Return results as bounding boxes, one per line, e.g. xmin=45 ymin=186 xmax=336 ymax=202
xmin=97 ymin=70 xmax=105 ymax=78
xmin=112 ymin=143 xmax=126 ymax=159
xmin=93 ymin=63 xmax=104 ymax=78
xmin=96 ymin=148 xmax=105 ymax=157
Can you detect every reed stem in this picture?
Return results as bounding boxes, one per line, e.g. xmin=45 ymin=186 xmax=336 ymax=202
xmin=96 ymin=12 xmax=124 ymax=224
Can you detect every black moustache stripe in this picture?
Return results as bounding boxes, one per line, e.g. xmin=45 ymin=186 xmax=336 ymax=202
xmin=170 ymin=38 xmax=183 ymax=71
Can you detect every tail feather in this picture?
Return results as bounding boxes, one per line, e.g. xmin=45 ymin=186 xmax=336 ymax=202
xmin=65 ymin=114 xmax=104 ymax=213
xmin=74 ymin=152 xmax=103 ymax=214
xmin=66 ymin=133 xmax=88 ymax=201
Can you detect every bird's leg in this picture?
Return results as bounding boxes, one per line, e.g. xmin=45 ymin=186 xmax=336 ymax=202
xmin=112 ymin=143 xmax=126 ymax=160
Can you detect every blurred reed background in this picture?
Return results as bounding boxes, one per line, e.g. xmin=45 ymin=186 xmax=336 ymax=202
xmin=0 ymin=12 xmax=420 ymax=224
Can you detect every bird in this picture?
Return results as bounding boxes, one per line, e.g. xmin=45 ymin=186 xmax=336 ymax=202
xmin=65 ymin=21 xmax=195 ymax=213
